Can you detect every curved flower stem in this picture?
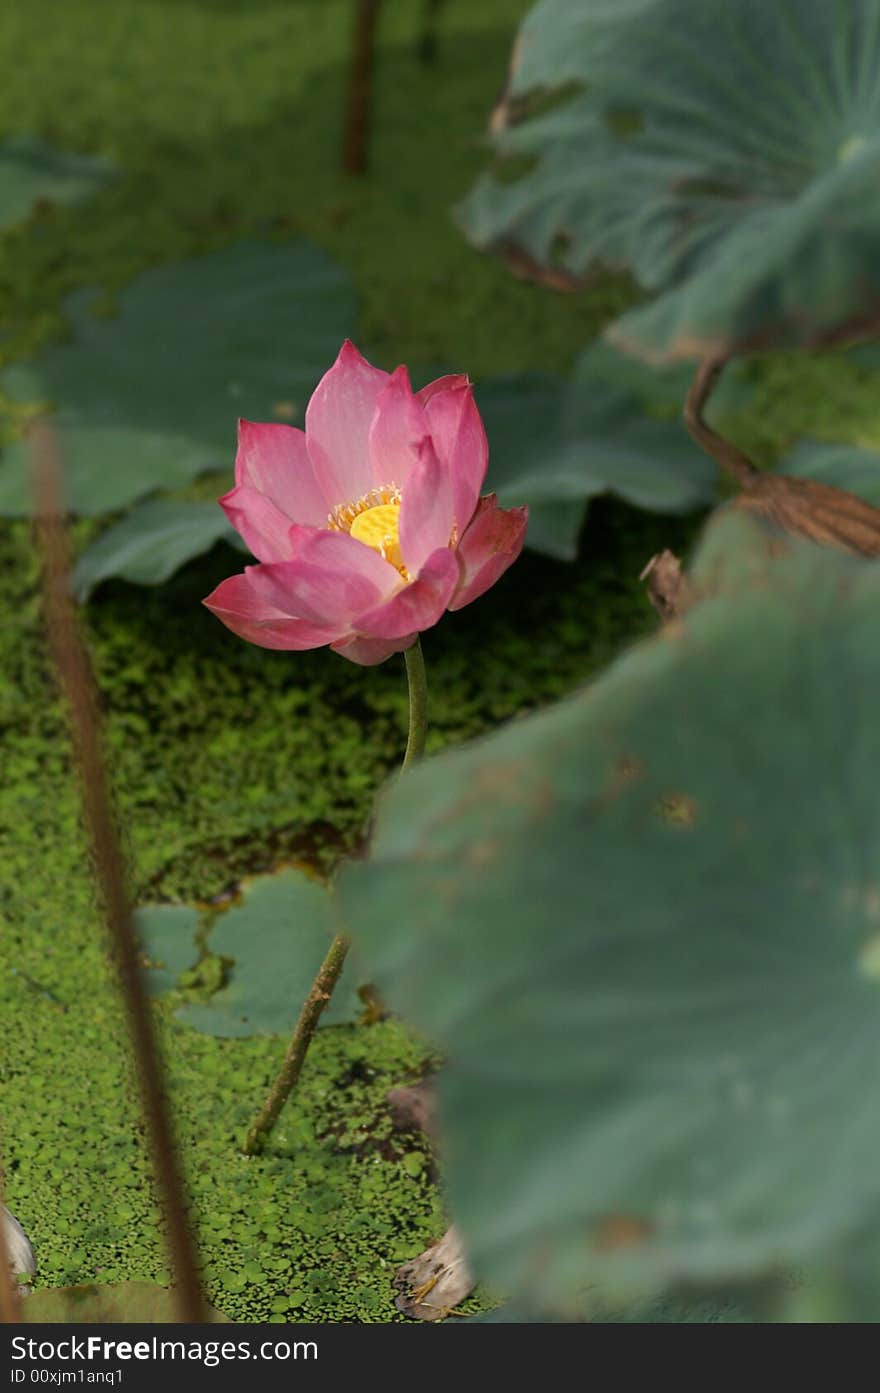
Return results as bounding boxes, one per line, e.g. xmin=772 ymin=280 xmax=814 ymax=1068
xmin=683 ymin=356 xmax=758 ymax=488
xmin=240 ymin=637 xmax=429 ymax=1156
xmin=402 ymin=637 xmax=428 ymax=770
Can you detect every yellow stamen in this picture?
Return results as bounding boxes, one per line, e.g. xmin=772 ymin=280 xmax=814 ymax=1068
xmin=327 ymin=482 xmax=409 ymax=577
xmin=328 ymin=483 xmax=401 ymax=533
xmin=350 ymin=502 xmax=405 ymax=575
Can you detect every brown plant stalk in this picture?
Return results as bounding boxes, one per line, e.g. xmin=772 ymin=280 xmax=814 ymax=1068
xmin=684 ymin=355 xmax=880 ymax=557
xmin=241 ymin=930 xmax=351 ymax=1156
xmin=29 ymin=421 xmax=204 ymax=1323
xmin=683 ymin=356 xmax=757 ymax=487
xmin=342 ymin=0 xmax=382 ymax=175
xmin=416 ymin=0 xmax=445 ymax=64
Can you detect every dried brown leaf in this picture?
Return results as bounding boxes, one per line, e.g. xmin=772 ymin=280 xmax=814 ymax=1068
xmin=387 ymin=1082 xmax=437 ymax=1138
xmin=394 ymin=1226 xmax=474 ymax=1321
xmin=640 ymin=549 xmax=693 ymax=621
xmin=737 ymin=473 xmax=880 ymax=559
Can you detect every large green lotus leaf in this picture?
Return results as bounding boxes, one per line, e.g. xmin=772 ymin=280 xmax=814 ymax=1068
xmin=560 ymin=347 xmax=718 ymax=511
xmin=72 ymin=499 xmax=244 ymax=601
xmin=176 ymin=870 xmax=361 ymax=1038
xmin=458 ymin=0 xmax=880 ymax=361
xmin=476 ymin=373 xmax=586 ymax=560
xmin=570 ymin=340 xmax=755 ymax=419
xmin=475 ymin=355 xmax=718 ymax=561
xmin=72 ymin=346 xmax=721 ymax=590
xmin=0 ymin=134 xmax=113 ymax=229
xmin=22 ymin=1282 xmax=229 ymax=1322
xmin=775 ymin=1219 xmax=880 ymax=1322
xmin=339 ymin=511 xmax=880 ymax=1314
xmin=502 ymin=0 xmax=660 ymax=95
xmin=134 ymin=903 xmax=201 ymax=998
xmin=777 ymin=439 xmax=880 ymax=505
xmin=0 ymin=240 xmax=355 ymax=515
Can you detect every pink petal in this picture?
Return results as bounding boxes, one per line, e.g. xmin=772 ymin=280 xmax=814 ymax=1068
xmin=398 ymin=438 xmax=456 ymax=576
xmin=286 ymin=524 xmax=403 ymax=595
xmin=255 ymin=553 xmax=391 ymax=629
xmin=423 ymin=381 xmax=488 ymax=533
xmin=448 ymin=495 xmax=528 ymax=612
xmin=416 ymin=373 xmax=470 ymax=405
xmin=331 ymin=633 xmax=417 ymax=666
xmin=235 ymin=419 xmax=329 ymax=527
xmin=368 ymin=365 xmax=430 ymax=489
xmin=354 ymin=546 xmax=459 ymax=640
xmin=220 ymin=485 xmax=297 ymax=563
xmin=203 ymin=569 xmax=342 ymax=651
xmin=305 ymin=340 xmax=390 ymax=510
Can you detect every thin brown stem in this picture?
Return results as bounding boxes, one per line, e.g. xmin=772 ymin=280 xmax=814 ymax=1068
xmin=29 ymin=421 xmax=204 ymax=1324
xmin=342 ymin=0 xmax=382 ymax=175
xmin=242 ymin=931 xmax=351 ymax=1155
xmin=683 ymin=356 xmax=757 ymax=488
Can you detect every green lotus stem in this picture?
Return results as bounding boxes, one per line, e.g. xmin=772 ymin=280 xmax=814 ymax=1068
xmin=402 ymin=637 xmax=428 ymax=769
xmin=240 ymin=638 xmax=428 ymax=1155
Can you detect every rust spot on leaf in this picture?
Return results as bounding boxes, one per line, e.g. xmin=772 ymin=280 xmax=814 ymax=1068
xmin=615 ymin=754 xmax=645 ymax=784
xmin=656 ymin=792 xmax=699 ymax=826
xmin=472 ymin=763 xmax=556 ymax=817
xmin=595 ymin=1214 xmax=654 ymax=1252
xmin=589 ymin=753 xmax=646 ymax=818
xmin=467 ymin=838 xmax=501 ymax=868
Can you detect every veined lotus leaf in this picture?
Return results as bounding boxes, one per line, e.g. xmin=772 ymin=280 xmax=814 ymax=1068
xmin=134 ymin=903 xmax=201 ymax=997
xmin=458 ymin=0 xmax=880 ymax=361
xmin=475 ymin=348 xmax=724 ymax=562
xmin=73 ymin=344 xmax=727 ymax=592
xmin=176 ymin=869 xmax=361 ymax=1038
xmin=340 ymin=510 xmax=880 ymax=1314
xmin=0 ymin=240 xmax=355 ymax=515
xmin=72 ymin=500 xmax=244 ymax=601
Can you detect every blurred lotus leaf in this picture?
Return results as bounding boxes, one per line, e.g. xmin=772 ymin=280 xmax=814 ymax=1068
xmin=0 ymin=134 xmax=113 ymax=229
xmin=340 ymin=509 xmax=880 ymax=1315
xmin=72 ymin=500 xmax=245 ymax=601
xmin=459 ymin=0 xmax=880 ymax=361
xmin=0 ymin=240 xmax=355 ymax=515
xmin=175 ymin=869 xmax=361 ymax=1038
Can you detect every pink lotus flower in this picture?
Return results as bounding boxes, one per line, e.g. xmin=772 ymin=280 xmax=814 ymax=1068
xmin=204 ymin=341 xmax=528 ymax=665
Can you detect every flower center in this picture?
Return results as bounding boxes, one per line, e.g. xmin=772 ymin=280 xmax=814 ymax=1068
xmin=328 ymin=484 xmax=408 ymax=577
xmin=350 ymin=502 xmax=404 ymax=572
